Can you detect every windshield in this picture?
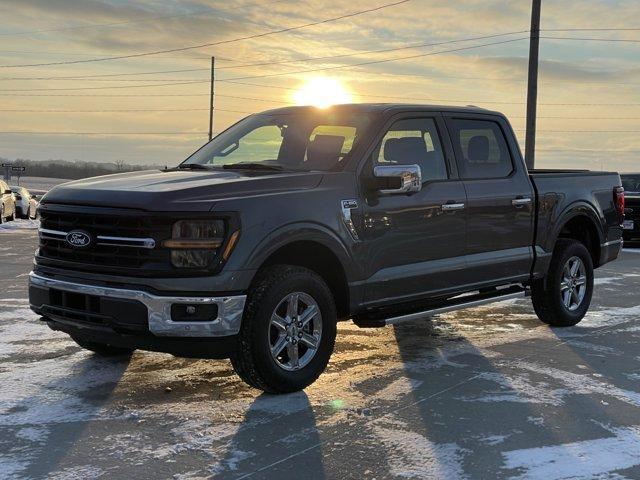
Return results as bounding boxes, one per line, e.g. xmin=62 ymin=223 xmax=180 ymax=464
xmin=622 ymin=174 xmax=640 ymax=194
xmin=182 ymin=110 xmax=373 ymax=172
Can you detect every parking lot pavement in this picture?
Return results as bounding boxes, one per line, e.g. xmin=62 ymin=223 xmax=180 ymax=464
xmin=1 ymin=226 xmax=640 ymax=480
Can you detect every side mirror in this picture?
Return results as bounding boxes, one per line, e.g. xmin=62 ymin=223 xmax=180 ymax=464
xmin=372 ymin=164 xmax=422 ymax=195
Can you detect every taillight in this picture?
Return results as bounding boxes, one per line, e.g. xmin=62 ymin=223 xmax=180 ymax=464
xmin=614 ymin=186 xmax=625 ymax=224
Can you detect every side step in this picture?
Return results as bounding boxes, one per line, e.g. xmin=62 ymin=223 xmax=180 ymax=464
xmin=354 ymin=285 xmax=528 ymax=328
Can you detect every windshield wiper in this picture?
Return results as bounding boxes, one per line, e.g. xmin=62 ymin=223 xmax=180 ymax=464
xmin=177 ymin=163 xmax=211 ymax=170
xmin=222 ymin=163 xmax=284 ymax=171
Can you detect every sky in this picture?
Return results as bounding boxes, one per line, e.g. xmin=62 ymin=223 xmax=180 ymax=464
xmin=0 ymin=0 xmax=638 ymax=172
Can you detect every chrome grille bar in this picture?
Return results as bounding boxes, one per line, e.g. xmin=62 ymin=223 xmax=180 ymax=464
xmin=38 ymin=228 xmax=156 ymax=249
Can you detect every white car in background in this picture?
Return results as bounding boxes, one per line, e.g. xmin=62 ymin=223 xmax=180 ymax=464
xmin=0 ymin=179 xmax=16 ymax=223
xmin=10 ymin=186 xmax=39 ymax=219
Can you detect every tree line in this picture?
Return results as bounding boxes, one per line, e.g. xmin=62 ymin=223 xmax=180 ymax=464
xmin=1 ymin=158 xmax=165 ymax=180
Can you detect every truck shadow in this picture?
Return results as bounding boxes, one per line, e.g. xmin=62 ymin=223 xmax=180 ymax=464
xmin=386 ymin=311 xmax=555 ymax=477
xmin=14 ymin=350 xmax=131 ymax=479
xmin=214 ymin=391 xmax=326 ymax=479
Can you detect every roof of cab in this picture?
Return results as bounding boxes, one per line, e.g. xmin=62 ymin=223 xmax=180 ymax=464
xmin=257 ymin=103 xmax=502 ymax=116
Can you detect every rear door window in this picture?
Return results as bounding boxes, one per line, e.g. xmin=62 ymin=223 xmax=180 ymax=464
xmin=449 ymin=119 xmax=513 ymax=179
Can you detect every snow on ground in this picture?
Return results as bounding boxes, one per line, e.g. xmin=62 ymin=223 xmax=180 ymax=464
xmin=1 ymin=236 xmax=640 ymax=478
xmin=0 ymin=219 xmax=39 ymax=231
xmin=502 ymin=426 xmax=640 ymax=480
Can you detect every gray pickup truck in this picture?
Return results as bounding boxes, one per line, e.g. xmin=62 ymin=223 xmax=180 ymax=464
xmin=29 ymin=104 xmax=625 ymax=393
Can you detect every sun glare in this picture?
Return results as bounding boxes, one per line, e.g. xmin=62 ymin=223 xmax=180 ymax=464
xmin=292 ymin=77 xmax=352 ymax=108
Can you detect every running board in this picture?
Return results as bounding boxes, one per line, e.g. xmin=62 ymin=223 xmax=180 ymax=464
xmin=354 ymin=286 xmax=528 ymax=328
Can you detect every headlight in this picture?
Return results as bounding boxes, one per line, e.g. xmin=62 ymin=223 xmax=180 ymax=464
xmin=164 ymin=220 xmax=225 ymax=268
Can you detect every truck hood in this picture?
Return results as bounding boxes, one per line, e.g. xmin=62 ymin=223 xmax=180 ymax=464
xmin=41 ymin=169 xmax=324 ymax=211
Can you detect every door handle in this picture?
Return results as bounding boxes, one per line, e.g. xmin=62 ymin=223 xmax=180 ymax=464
xmin=441 ymin=203 xmax=465 ymax=211
xmin=512 ymin=197 xmax=532 ymax=208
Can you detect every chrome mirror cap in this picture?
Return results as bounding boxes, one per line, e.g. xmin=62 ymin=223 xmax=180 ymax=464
xmin=373 ymin=164 xmax=422 ymax=195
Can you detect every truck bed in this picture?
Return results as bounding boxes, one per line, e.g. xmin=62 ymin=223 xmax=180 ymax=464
xmin=529 ymin=170 xmax=623 ymax=267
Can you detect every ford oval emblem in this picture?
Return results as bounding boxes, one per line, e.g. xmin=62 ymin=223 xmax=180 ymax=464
xmin=66 ymin=230 xmax=92 ymax=248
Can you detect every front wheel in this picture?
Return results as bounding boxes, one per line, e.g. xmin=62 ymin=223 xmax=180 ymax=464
xmin=531 ymin=239 xmax=594 ymax=327
xmin=231 ymin=265 xmax=337 ymax=393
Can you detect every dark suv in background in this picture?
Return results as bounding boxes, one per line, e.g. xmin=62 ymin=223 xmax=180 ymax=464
xmin=622 ymin=173 xmax=640 ymax=244
xmin=29 ymin=104 xmax=624 ymax=393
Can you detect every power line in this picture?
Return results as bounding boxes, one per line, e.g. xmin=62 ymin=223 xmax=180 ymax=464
xmin=541 ymin=36 xmax=640 ymax=43
xmin=542 ymin=28 xmax=640 ymax=32
xmin=0 ymin=31 xmax=528 ymax=81
xmin=0 ymin=31 xmax=526 ymax=81
xmin=0 ymin=107 xmax=251 ymax=113
xmin=0 ymin=37 xmax=530 ymax=91
xmin=0 ymin=131 xmax=208 ymax=135
xmin=200 ymin=38 xmax=531 ymax=82
xmin=1 ymin=89 xmax=638 ymax=107
xmin=2 ymin=129 xmax=639 ymax=136
xmin=0 ymin=0 xmax=289 ymax=37
xmin=0 ymin=0 xmax=411 ymax=68
xmin=513 ymin=129 xmax=640 ymax=133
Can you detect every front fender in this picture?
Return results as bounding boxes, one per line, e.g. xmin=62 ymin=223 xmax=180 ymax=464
xmin=244 ymin=221 xmax=359 ymax=280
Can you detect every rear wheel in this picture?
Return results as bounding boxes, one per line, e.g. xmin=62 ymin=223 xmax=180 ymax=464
xmin=531 ymin=239 xmax=594 ymax=327
xmin=72 ymin=337 xmax=134 ymax=356
xmin=230 ymin=265 xmax=337 ymax=393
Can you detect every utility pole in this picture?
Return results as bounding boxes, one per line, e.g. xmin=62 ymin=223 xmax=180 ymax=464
xmin=208 ymin=56 xmax=215 ymax=141
xmin=525 ymin=0 xmax=541 ymax=170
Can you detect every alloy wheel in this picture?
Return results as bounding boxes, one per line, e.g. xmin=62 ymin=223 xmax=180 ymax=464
xmin=268 ymin=292 xmax=322 ymax=371
xmin=560 ymin=256 xmax=587 ymax=311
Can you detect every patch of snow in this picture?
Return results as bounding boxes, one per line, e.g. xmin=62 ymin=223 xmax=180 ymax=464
xmin=578 ymin=304 xmax=640 ymax=329
xmin=48 ymin=465 xmax=106 ymax=480
xmin=526 ymin=416 xmax=545 ymax=427
xmin=480 ymin=434 xmax=511 ymax=446
xmin=0 ymin=455 xmax=29 ymax=478
xmin=373 ymin=418 xmax=468 ymax=479
xmin=16 ymin=426 xmax=49 ymax=443
xmin=594 ymin=277 xmax=620 ymax=286
xmin=0 ymin=219 xmax=39 ymax=231
xmin=502 ymin=426 xmax=640 ymax=480
xmin=512 ymin=361 xmax=640 ymax=407
xmin=456 ymin=371 xmax=567 ymax=406
xmin=563 ymin=340 xmax=618 ymax=354
xmin=375 ymin=378 xmax=423 ymax=401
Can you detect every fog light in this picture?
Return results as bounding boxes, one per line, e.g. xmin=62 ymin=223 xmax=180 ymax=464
xmin=171 ymin=304 xmax=218 ymax=322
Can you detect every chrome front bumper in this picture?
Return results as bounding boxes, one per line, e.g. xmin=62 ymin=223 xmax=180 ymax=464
xmin=29 ymin=272 xmax=246 ymax=337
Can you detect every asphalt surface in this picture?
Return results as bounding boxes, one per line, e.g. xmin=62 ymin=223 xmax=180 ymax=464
xmin=1 ymin=222 xmax=640 ymax=480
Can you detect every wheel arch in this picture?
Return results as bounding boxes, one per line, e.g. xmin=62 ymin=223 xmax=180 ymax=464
xmin=245 ymin=223 xmax=357 ymax=319
xmin=548 ymin=202 xmax=604 ymax=267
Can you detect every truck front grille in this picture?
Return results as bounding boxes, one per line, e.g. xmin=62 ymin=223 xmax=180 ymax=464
xmin=37 ymin=205 xmax=173 ymax=275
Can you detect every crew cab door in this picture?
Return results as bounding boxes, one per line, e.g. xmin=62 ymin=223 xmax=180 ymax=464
xmin=443 ymin=114 xmax=535 ymax=285
xmin=358 ymin=114 xmax=468 ymax=306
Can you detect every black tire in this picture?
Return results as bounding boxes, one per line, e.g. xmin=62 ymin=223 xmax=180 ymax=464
xmin=531 ymin=239 xmax=594 ymax=327
xmin=72 ymin=337 xmax=134 ymax=356
xmin=230 ymin=265 xmax=337 ymax=394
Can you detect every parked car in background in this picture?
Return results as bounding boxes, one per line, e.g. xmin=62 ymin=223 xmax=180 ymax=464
xmin=0 ymin=179 xmax=16 ymax=223
xmin=10 ymin=186 xmax=39 ymax=219
xmin=622 ymin=173 xmax=640 ymax=244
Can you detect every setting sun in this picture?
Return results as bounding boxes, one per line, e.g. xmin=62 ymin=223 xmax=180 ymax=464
xmin=292 ymin=77 xmax=353 ymax=108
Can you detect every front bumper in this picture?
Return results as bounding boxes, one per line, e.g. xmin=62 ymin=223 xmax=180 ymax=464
xmin=29 ymin=272 xmax=246 ymax=338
